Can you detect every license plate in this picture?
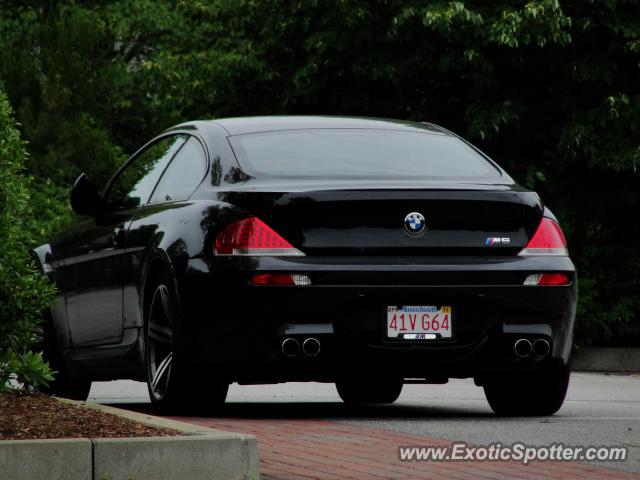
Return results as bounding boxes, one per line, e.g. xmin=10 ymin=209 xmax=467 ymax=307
xmin=386 ymin=305 xmax=452 ymax=340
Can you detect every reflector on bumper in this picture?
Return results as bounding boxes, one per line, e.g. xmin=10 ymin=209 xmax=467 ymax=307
xmin=524 ymin=273 xmax=570 ymax=286
xmin=251 ymin=273 xmax=312 ymax=286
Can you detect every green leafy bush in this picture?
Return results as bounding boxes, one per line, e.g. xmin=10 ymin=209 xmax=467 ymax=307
xmin=0 ymin=90 xmax=54 ymax=391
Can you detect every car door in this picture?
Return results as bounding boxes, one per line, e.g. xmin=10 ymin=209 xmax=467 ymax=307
xmin=61 ymin=134 xmax=187 ymax=347
xmin=122 ymin=136 xmax=209 ymax=330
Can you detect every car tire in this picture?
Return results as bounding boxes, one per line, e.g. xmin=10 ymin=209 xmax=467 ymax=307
xmin=145 ymin=270 xmax=228 ymax=414
xmin=483 ymin=363 xmax=570 ymax=416
xmin=335 ymin=377 xmax=403 ymax=404
xmin=41 ymin=311 xmax=92 ymax=401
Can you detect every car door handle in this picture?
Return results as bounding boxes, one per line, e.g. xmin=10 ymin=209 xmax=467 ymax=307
xmin=112 ymin=224 xmax=126 ymax=248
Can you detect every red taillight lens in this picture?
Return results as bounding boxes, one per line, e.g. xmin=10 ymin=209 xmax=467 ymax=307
xmin=524 ymin=273 xmax=571 ymax=286
xmin=519 ymin=217 xmax=568 ymax=256
xmin=251 ymin=273 xmax=295 ymax=285
xmin=214 ymin=217 xmax=304 ymax=256
xmin=251 ymin=273 xmax=312 ymax=286
xmin=539 ymin=273 xmax=571 ymax=285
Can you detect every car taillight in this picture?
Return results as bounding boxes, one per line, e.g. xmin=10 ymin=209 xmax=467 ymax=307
xmin=519 ymin=217 xmax=568 ymax=256
xmin=523 ymin=273 xmax=571 ymax=286
xmin=251 ymin=273 xmax=312 ymax=286
xmin=214 ymin=217 xmax=304 ymax=256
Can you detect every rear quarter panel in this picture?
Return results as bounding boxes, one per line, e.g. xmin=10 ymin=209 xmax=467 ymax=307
xmin=123 ymin=199 xmax=235 ymax=330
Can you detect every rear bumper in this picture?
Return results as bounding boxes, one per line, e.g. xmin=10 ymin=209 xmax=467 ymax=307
xmin=180 ymin=255 xmax=577 ymax=383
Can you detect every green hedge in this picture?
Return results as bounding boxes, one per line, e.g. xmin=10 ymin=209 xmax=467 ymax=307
xmin=0 ymin=90 xmax=53 ymax=391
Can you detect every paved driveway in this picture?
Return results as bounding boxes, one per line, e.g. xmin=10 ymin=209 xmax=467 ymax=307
xmin=89 ymin=373 xmax=640 ymax=479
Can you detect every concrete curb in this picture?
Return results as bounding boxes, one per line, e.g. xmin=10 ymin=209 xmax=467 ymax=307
xmin=572 ymin=347 xmax=640 ymax=373
xmin=0 ymin=438 xmax=92 ymax=480
xmin=1 ymin=400 xmax=259 ymax=480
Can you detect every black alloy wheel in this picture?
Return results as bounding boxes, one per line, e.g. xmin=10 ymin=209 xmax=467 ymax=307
xmin=146 ymin=282 xmax=175 ymax=403
xmin=145 ymin=271 xmax=229 ymax=414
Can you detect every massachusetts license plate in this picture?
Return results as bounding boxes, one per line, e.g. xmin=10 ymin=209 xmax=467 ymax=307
xmin=386 ymin=305 xmax=452 ymax=340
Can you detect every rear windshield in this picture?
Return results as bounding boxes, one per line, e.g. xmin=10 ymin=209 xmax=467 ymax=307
xmin=228 ymin=129 xmax=501 ymax=179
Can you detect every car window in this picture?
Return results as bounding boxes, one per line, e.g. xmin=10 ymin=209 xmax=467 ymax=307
xmin=229 ymin=129 xmax=500 ymax=179
xmin=150 ymin=137 xmax=207 ymax=203
xmin=106 ymin=135 xmax=187 ymax=209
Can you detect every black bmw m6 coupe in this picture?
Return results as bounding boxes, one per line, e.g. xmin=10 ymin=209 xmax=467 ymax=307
xmin=33 ymin=116 xmax=577 ymax=415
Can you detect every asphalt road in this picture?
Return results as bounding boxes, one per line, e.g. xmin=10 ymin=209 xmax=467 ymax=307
xmin=89 ymin=372 xmax=640 ymax=474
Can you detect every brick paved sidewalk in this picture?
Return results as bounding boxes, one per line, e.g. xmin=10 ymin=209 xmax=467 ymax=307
xmin=171 ymin=417 xmax=639 ymax=480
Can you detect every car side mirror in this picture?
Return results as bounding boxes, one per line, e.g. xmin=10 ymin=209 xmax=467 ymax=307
xmin=70 ymin=173 xmax=103 ymax=216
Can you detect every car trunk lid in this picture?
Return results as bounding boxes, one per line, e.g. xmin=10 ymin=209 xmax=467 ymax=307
xmin=220 ymin=183 xmax=543 ymax=256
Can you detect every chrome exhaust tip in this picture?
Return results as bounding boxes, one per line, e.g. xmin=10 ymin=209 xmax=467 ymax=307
xmin=514 ymin=338 xmax=533 ymax=358
xmin=302 ymin=337 xmax=321 ymax=357
xmin=533 ymin=338 xmax=551 ymax=358
xmin=281 ymin=338 xmax=300 ymax=357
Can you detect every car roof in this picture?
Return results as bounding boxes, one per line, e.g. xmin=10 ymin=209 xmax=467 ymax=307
xmin=203 ymin=116 xmax=450 ymax=136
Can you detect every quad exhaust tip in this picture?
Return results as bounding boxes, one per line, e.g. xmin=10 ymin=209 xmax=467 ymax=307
xmin=533 ymin=338 xmax=551 ymax=357
xmin=514 ymin=338 xmax=533 ymax=358
xmin=514 ymin=338 xmax=551 ymax=359
xmin=302 ymin=337 xmax=321 ymax=357
xmin=281 ymin=338 xmax=300 ymax=357
xmin=282 ymin=337 xmax=321 ymax=357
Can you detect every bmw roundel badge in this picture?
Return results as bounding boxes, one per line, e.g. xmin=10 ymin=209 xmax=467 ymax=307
xmin=404 ymin=212 xmax=426 ymax=235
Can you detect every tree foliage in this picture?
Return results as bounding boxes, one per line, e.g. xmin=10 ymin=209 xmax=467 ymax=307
xmin=0 ymin=0 xmax=638 ymax=346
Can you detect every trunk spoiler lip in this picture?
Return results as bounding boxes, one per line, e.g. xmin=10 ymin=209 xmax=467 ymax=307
xmin=214 ymin=180 xmax=525 ymax=194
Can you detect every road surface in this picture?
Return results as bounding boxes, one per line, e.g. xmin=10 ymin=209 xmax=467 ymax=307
xmin=89 ymin=373 xmax=640 ymax=479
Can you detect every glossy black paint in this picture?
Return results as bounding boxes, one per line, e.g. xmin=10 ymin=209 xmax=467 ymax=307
xmin=32 ymin=116 xmax=577 ymax=384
